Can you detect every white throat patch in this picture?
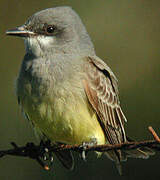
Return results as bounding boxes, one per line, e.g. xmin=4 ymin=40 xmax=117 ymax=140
xmin=24 ymin=36 xmax=54 ymax=55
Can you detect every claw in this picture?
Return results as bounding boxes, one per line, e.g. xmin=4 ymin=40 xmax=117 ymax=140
xmin=50 ymin=156 xmax=54 ymax=162
xmin=80 ymin=138 xmax=97 ymax=161
xmin=43 ymin=156 xmax=47 ymax=161
xmin=81 ymin=142 xmax=87 ymax=161
xmin=39 ymin=140 xmax=54 ymax=168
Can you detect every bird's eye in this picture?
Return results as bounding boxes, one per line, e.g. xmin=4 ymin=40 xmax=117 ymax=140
xmin=45 ymin=25 xmax=56 ymax=35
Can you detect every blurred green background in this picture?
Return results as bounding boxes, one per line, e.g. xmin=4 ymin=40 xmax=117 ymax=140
xmin=0 ymin=0 xmax=160 ymax=179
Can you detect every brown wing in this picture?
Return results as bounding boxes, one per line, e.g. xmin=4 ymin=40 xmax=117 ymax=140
xmin=83 ymin=56 xmax=127 ymax=146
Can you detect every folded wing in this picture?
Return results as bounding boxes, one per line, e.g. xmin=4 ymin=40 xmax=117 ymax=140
xmin=83 ymin=56 xmax=127 ymax=148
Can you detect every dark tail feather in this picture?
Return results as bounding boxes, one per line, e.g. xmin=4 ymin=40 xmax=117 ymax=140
xmin=125 ymin=136 xmax=155 ymax=158
xmin=105 ymin=150 xmax=123 ymax=175
xmin=55 ymin=150 xmax=74 ymax=170
xmin=105 ymin=136 xmax=155 ymax=175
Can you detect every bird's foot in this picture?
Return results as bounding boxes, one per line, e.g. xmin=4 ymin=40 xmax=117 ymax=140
xmin=39 ymin=140 xmax=54 ymax=169
xmin=80 ymin=138 xmax=97 ymax=161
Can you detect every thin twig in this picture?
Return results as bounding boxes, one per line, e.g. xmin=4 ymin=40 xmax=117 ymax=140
xmin=148 ymin=126 xmax=160 ymax=142
xmin=0 ymin=126 xmax=159 ymax=170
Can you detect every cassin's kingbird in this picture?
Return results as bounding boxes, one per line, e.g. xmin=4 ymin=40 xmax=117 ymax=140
xmin=6 ymin=6 xmax=154 ymax=174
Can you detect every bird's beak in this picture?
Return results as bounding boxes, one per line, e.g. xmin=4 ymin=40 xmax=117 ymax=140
xmin=6 ymin=26 xmax=35 ymax=37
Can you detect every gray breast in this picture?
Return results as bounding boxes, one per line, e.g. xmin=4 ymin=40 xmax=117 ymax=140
xmin=16 ymin=53 xmax=85 ymax=104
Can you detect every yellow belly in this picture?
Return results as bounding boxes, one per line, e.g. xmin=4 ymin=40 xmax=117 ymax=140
xmin=24 ymin=90 xmax=105 ymax=145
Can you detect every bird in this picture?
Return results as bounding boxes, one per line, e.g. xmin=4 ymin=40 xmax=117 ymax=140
xmin=6 ymin=6 xmax=154 ymax=174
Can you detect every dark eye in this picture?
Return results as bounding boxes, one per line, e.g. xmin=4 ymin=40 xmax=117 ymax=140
xmin=45 ymin=25 xmax=56 ymax=34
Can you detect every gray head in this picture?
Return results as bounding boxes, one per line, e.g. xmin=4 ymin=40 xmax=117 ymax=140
xmin=6 ymin=6 xmax=95 ymax=57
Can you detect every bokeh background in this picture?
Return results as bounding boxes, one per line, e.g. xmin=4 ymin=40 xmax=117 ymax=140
xmin=0 ymin=0 xmax=160 ymax=179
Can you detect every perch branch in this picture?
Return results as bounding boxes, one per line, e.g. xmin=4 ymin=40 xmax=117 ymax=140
xmin=0 ymin=126 xmax=159 ymax=170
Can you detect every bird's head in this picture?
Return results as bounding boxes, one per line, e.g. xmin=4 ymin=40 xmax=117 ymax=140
xmin=6 ymin=6 xmax=95 ymax=57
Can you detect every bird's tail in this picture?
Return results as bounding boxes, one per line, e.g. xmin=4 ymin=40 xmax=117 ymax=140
xmin=124 ymin=136 xmax=155 ymax=159
xmin=104 ymin=137 xmax=155 ymax=175
xmin=54 ymin=149 xmax=74 ymax=170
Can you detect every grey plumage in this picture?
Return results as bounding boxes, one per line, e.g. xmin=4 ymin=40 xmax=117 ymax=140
xmin=6 ymin=6 xmax=154 ymax=174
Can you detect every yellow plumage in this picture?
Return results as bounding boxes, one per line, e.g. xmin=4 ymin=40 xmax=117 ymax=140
xmin=23 ymin=87 xmax=105 ymax=146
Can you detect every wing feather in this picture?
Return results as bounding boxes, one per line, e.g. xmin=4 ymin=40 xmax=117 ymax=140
xmin=83 ymin=56 xmax=127 ymax=147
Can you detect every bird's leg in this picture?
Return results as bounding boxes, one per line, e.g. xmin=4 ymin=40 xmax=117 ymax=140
xmin=39 ymin=140 xmax=54 ymax=165
xmin=80 ymin=138 xmax=97 ymax=161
